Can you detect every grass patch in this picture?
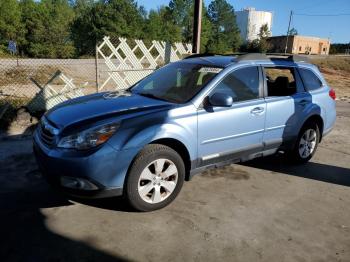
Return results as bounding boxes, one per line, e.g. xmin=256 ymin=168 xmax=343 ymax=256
xmin=311 ymin=56 xmax=350 ymax=73
xmin=0 ymin=97 xmax=32 ymax=110
xmin=311 ymin=56 xmax=350 ymax=98
xmin=0 ymin=65 xmax=59 ymax=87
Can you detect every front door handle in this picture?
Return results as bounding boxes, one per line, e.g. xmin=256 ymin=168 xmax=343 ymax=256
xmin=251 ymin=107 xmax=265 ymax=115
xmin=298 ymin=100 xmax=309 ymax=106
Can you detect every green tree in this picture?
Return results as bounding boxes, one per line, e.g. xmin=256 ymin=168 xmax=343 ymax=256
xmin=169 ymin=0 xmax=192 ymax=41
xmin=92 ymin=0 xmax=145 ymax=40
xmin=20 ymin=0 xmax=75 ymax=58
xmin=242 ymin=23 xmax=271 ymax=53
xmin=71 ymin=0 xmax=95 ymax=55
xmin=257 ymin=23 xmax=271 ymax=52
xmin=206 ymin=0 xmax=241 ymax=53
xmin=144 ymin=7 xmax=182 ymax=43
xmin=330 ymin=43 xmax=350 ymax=54
xmin=0 ymin=0 xmax=25 ymax=54
xmin=168 ymin=0 xmax=212 ymax=52
xmin=72 ymin=0 xmax=146 ymax=55
xmin=288 ymin=27 xmax=298 ymax=36
xmin=143 ymin=9 xmax=163 ymax=41
xmin=258 ymin=23 xmax=271 ymax=39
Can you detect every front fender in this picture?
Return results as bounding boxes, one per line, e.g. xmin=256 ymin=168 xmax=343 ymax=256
xmin=122 ymin=123 xmax=197 ymax=161
xmin=106 ymin=104 xmax=198 ymax=161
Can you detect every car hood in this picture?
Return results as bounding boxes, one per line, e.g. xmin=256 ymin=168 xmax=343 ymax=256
xmin=45 ymin=91 xmax=173 ymax=129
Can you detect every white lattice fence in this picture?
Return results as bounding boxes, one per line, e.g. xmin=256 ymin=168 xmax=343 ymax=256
xmin=97 ymin=36 xmax=192 ymax=91
xmin=27 ymin=70 xmax=87 ymax=111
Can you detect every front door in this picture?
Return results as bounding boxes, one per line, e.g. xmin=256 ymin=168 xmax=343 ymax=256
xmin=197 ymin=66 xmax=266 ymax=166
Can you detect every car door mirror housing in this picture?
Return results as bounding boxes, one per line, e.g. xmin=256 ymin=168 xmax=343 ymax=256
xmin=208 ymin=92 xmax=233 ymax=107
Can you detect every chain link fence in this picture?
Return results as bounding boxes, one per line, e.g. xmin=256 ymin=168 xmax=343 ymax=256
xmin=0 ymin=47 xmax=97 ymax=112
xmin=0 ymin=36 xmax=192 ymax=122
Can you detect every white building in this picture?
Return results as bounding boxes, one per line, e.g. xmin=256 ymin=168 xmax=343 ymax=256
xmin=235 ymin=7 xmax=273 ymax=42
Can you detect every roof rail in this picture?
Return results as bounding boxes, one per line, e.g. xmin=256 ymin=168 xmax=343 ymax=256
xmin=235 ymin=53 xmax=310 ymax=63
xmin=183 ymin=53 xmax=216 ymax=59
xmin=286 ymin=55 xmax=309 ymax=62
xmin=183 ymin=52 xmax=310 ymax=63
xmin=184 ymin=52 xmax=245 ymax=59
xmin=264 ymin=53 xmax=310 ymax=62
xmin=235 ymin=53 xmax=268 ymax=61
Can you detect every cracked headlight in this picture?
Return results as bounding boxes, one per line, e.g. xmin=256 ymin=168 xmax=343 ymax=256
xmin=57 ymin=123 xmax=119 ymax=150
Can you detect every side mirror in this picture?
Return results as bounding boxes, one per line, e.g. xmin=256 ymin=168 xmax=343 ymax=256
xmin=208 ymin=92 xmax=233 ymax=107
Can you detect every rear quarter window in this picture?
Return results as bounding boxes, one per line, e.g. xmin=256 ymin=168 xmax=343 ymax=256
xmin=299 ymin=68 xmax=323 ymax=91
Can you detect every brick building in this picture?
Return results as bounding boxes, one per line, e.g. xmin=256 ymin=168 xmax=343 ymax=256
xmin=267 ymin=35 xmax=330 ymax=55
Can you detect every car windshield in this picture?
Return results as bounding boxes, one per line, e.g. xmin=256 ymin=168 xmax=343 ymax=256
xmin=131 ymin=62 xmax=222 ymax=103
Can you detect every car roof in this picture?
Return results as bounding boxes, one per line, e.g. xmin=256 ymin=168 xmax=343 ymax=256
xmin=181 ymin=56 xmax=235 ymax=67
xmin=181 ymin=53 xmax=315 ymax=69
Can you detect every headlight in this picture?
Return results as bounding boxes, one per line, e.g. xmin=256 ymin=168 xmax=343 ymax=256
xmin=57 ymin=123 xmax=119 ymax=150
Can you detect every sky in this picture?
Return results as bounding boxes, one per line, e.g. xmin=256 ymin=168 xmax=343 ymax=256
xmin=136 ymin=0 xmax=350 ymax=43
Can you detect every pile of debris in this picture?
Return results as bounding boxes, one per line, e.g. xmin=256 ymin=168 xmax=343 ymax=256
xmin=0 ymin=106 xmax=39 ymax=137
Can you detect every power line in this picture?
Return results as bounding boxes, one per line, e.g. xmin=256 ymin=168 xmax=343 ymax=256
xmin=294 ymin=13 xmax=350 ymax=17
xmin=294 ymin=0 xmax=337 ymax=12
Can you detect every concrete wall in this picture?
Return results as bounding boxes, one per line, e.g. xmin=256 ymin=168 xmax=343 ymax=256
xmin=292 ymin=36 xmax=330 ymax=55
xmin=268 ymin=35 xmax=330 ymax=55
xmin=235 ymin=7 xmax=273 ymax=42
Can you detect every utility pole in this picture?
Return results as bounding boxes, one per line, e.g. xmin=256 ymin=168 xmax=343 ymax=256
xmin=192 ymin=0 xmax=203 ymax=54
xmin=284 ymin=10 xmax=293 ymax=54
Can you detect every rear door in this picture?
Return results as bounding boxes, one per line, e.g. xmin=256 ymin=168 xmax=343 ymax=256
xmin=262 ymin=66 xmax=309 ymax=150
xmin=298 ymin=67 xmax=335 ymax=133
xmin=197 ymin=66 xmax=266 ymax=166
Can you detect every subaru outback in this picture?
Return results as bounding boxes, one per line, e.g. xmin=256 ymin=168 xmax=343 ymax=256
xmin=33 ymin=53 xmax=336 ymax=211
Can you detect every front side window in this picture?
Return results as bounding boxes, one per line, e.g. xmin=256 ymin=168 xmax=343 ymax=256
xmin=131 ymin=62 xmax=221 ymax=103
xmin=298 ymin=68 xmax=323 ymax=91
xmin=213 ymin=67 xmax=260 ymax=102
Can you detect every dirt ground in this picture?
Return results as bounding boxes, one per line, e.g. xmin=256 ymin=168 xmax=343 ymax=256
xmin=312 ymin=56 xmax=350 ymax=101
xmin=320 ymin=69 xmax=350 ymax=101
xmin=0 ymin=102 xmax=350 ymax=262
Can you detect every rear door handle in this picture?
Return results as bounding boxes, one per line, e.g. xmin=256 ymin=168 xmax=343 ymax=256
xmin=251 ymin=107 xmax=265 ymax=115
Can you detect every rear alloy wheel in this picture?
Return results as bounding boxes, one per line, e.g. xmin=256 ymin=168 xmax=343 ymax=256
xmin=291 ymin=122 xmax=320 ymax=163
xmin=126 ymin=144 xmax=185 ymax=211
xmin=298 ymin=129 xmax=317 ymax=159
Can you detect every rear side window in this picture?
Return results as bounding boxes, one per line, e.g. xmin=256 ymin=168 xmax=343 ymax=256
xmin=299 ymin=68 xmax=323 ymax=91
xmin=264 ymin=67 xmax=297 ymax=96
xmin=213 ymin=66 xmax=260 ymax=102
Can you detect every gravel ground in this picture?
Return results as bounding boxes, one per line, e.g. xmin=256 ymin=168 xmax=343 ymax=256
xmin=0 ymin=102 xmax=349 ymax=262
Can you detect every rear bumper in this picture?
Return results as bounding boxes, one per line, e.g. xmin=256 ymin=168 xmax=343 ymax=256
xmin=33 ymin=129 xmax=141 ymax=199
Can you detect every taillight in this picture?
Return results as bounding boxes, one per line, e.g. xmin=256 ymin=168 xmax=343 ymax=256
xmin=329 ymin=88 xmax=336 ymax=100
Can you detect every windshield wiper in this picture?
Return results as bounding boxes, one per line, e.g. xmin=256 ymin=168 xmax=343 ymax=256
xmin=136 ymin=92 xmax=170 ymax=102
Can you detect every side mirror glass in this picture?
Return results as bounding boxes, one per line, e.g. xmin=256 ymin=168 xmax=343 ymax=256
xmin=208 ymin=92 xmax=233 ymax=107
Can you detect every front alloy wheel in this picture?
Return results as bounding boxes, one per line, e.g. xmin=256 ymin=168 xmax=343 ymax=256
xmin=126 ymin=144 xmax=185 ymax=211
xmin=138 ymin=159 xmax=178 ymax=204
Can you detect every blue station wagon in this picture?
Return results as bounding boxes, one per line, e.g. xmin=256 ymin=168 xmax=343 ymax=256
xmin=33 ymin=53 xmax=336 ymax=211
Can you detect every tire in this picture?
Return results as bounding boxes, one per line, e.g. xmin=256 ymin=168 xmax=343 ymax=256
xmin=125 ymin=144 xmax=185 ymax=211
xmin=289 ymin=121 xmax=320 ymax=164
